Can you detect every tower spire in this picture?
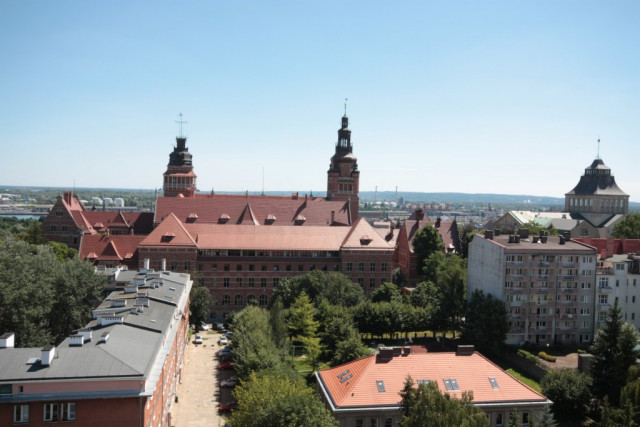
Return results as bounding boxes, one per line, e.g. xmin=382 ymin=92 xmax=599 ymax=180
xmin=344 ymin=98 xmax=348 ymax=116
xmin=597 ymin=137 xmax=600 ymax=159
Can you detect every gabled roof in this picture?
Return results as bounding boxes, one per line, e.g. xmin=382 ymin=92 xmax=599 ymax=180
xmin=140 ymin=213 xmax=197 ymax=247
xmin=316 ymin=350 xmax=549 ymax=411
xmin=155 ymin=195 xmax=351 ymax=226
xmin=342 ymin=218 xmax=395 ymax=250
xmin=79 ymin=234 xmax=146 ymax=262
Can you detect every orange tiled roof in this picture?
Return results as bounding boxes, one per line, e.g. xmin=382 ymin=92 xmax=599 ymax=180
xmin=317 ymin=350 xmax=548 ymax=410
xmin=342 ymin=218 xmax=396 ymax=250
xmin=140 ymin=213 xmax=197 ymax=247
xmin=79 ymin=234 xmax=147 ymax=262
xmin=155 ymin=195 xmax=351 ymax=226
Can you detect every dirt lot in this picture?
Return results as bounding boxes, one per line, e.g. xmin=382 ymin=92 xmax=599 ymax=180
xmin=171 ymin=331 xmax=235 ymax=427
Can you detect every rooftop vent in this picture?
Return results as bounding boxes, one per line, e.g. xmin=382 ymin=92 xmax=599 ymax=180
xmin=484 ymin=230 xmax=494 ymax=240
xmin=110 ymin=299 xmax=127 ymax=308
xmin=100 ymin=316 xmax=124 ymax=327
xmin=41 ymin=345 xmax=56 ymax=366
xmin=161 ymin=232 xmax=175 ymax=242
xmin=69 ymin=334 xmax=85 ymax=347
xmin=519 ymin=229 xmax=530 ymax=238
xmin=124 ymin=284 xmax=139 ymax=294
xmin=360 ymin=235 xmax=373 ymax=245
xmin=186 ymin=213 xmax=198 ymax=222
xmin=0 ymin=332 xmax=15 ymax=349
xmin=541 ymin=235 xmax=548 ymax=244
xmin=559 ymin=235 xmax=566 ymax=245
xmin=100 ymin=332 xmax=110 ymax=344
xmin=377 ymin=346 xmax=395 ymax=362
xmin=533 ymin=236 xmax=540 ymax=243
xmin=218 ymin=213 xmax=230 ymax=224
xmin=76 ymin=329 xmax=92 ymax=342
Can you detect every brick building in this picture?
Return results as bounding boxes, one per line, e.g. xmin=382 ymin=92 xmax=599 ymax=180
xmin=0 ymin=269 xmax=192 ymax=427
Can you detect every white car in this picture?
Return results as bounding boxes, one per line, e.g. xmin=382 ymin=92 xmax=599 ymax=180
xmin=195 ymin=334 xmax=203 ymax=344
xmin=200 ymin=323 xmax=210 ymax=331
xmin=221 ymin=377 xmax=237 ymax=388
xmin=219 ymin=336 xmax=228 ymax=346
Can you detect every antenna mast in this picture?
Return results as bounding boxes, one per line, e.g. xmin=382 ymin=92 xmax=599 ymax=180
xmin=175 ymin=113 xmax=188 ymax=138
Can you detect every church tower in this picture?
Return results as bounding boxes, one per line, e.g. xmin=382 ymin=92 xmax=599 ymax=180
xmin=327 ymin=113 xmax=360 ymax=218
xmin=163 ymin=136 xmax=197 ymax=197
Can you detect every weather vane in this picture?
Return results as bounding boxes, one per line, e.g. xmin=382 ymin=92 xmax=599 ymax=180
xmin=344 ymin=98 xmax=348 ymax=115
xmin=175 ymin=113 xmax=188 ymax=138
xmin=597 ymin=137 xmax=601 ymax=159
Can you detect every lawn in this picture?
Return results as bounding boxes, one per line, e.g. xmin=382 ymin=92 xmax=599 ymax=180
xmin=505 ymin=368 xmax=542 ymax=393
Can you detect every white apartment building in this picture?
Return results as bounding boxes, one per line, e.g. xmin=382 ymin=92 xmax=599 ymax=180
xmin=468 ymin=230 xmax=597 ymax=346
xmin=595 ymin=253 xmax=640 ymax=333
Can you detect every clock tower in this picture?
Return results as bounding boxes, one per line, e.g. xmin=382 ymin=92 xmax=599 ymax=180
xmin=327 ymin=113 xmax=360 ymax=218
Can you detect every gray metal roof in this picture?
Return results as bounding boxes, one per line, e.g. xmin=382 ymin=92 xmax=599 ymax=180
xmin=0 ymin=270 xmax=191 ymax=387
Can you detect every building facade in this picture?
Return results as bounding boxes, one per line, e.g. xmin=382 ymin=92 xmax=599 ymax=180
xmin=0 ymin=269 xmax=192 ymax=427
xmin=468 ymin=230 xmax=597 ymax=345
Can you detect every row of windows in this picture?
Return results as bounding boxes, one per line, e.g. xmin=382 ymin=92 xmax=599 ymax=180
xmin=505 ymin=281 xmax=593 ymax=289
xmin=198 ymin=249 xmax=341 ymax=258
xmin=505 ymin=255 xmax=594 ymax=263
xmin=49 ymin=225 xmax=69 ymax=232
xmin=14 ymin=402 xmax=76 ymax=423
xmin=216 ymin=276 xmax=381 ymax=289
xmin=219 ymin=294 xmax=269 ymax=306
xmin=201 ymin=262 xmax=389 ymax=273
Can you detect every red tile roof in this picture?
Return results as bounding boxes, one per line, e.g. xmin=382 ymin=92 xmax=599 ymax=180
xmin=574 ymin=238 xmax=640 ymax=258
xmin=140 ymin=213 xmax=197 ymax=247
xmin=79 ymin=234 xmax=147 ymax=263
xmin=317 ymin=349 xmax=548 ymax=410
xmin=155 ymin=195 xmax=351 ymax=226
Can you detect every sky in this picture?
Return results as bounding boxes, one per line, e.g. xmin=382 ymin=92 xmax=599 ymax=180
xmin=1 ymin=1 xmax=639 ymax=201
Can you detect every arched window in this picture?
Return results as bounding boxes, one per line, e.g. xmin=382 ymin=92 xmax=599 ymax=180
xmin=247 ymin=294 xmax=256 ymax=305
xmin=223 ymin=295 xmax=230 ymax=305
xmin=235 ymin=295 xmax=243 ymax=306
xmin=259 ymin=294 xmax=268 ymax=307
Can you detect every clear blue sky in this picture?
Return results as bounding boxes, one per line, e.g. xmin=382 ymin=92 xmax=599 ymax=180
xmin=2 ymin=1 xmax=639 ymax=201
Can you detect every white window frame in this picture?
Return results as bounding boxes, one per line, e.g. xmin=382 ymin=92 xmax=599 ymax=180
xmin=43 ymin=402 xmax=58 ymax=422
xmin=61 ymin=402 xmax=76 ymax=421
xmin=14 ymin=404 xmax=29 ymax=423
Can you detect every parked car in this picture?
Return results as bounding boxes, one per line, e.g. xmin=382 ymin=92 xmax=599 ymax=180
xmin=221 ymin=377 xmax=237 ymax=388
xmin=216 ymin=323 xmax=225 ymax=331
xmin=218 ymin=362 xmax=234 ymax=370
xmin=194 ymin=334 xmax=203 ymax=345
xmin=220 ymin=354 xmax=233 ymax=362
xmin=224 ymin=331 xmax=233 ymax=338
xmin=200 ymin=323 xmax=210 ymax=331
xmin=217 ymin=347 xmax=232 ymax=357
xmin=219 ymin=336 xmax=228 ymax=346
xmin=219 ymin=401 xmax=238 ymax=413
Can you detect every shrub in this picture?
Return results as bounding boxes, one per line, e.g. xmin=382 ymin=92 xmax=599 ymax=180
xmin=517 ymin=349 xmax=539 ymax=364
xmin=538 ymin=351 xmax=556 ymax=362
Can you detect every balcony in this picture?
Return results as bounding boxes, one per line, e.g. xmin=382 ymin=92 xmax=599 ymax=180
xmin=508 ymin=261 xmax=524 ymax=267
xmin=561 ymin=275 xmax=574 ymax=281
xmin=510 ymin=274 xmax=524 ymax=280
xmin=563 ymin=262 xmax=575 ymax=268
xmin=535 ymin=288 xmax=549 ymax=294
xmin=598 ymin=302 xmax=611 ymax=309
xmin=537 ymin=275 xmax=549 ymax=281
xmin=561 ymin=287 xmax=578 ymax=294
xmin=598 ymin=286 xmax=613 ymax=293
xmin=509 ymin=301 xmax=523 ymax=307
xmin=538 ymin=261 xmax=550 ymax=268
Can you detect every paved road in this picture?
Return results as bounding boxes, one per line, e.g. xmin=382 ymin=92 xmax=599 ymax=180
xmin=172 ymin=331 xmax=234 ymax=426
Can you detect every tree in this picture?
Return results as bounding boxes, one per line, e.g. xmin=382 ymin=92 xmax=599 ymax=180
xmin=269 ymin=297 xmax=288 ymax=350
xmin=0 ymin=238 xmax=104 ymax=347
xmin=612 ymin=214 xmax=640 ymax=239
xmin=410 ymin=281 xmax=439 ymax=308
xmin=287 ymin=292 xmax=319 ymax=340
xmin=540 ymin=368 xmax=592 ymax=426
xmin=459 ymin=223 xmax=477 ymax=259
xmin=229 ymin=371 xmax=337 ymax=427
xmin=590 ymin=301 xmax=640 ymax=405
xmin=231 ymin=306 xmax=290 ymax=380
xmin=399 ymin=378 xmax=489 ymax=427
xmin=412 ymin=224 xmax=444 ymax=276
xmin=189 ymin=283 xmax=212 ymax=330
xmin=371 ymin=282 xmax=402 ymax=303
xmin=272 ymin=271 xmax=364 ymax=309
xmin=535 ymin=405 xmax=557 ymax=427
xmin=462 ymin=290 xmax=508 ymax=355
xmin=432 ymin=254 xmax=467 ymax=334
xmin=391 ymin=268 xmax=407 ymax=286
xmin=317 ymin=301 xmax=369 ymax=365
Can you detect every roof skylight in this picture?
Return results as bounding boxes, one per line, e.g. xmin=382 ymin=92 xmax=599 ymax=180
xmin=376 ymin=380 xmax=386 ymax=392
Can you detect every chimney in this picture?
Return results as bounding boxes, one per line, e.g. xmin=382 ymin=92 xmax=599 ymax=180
xmin=484 ymin=230 xmax=494 ymax=240
xmin=494 ymin=228 xmax=501 ymax=236
xmin=533 ymin=236 xmax=540 ymax=243
xmin=144 ymin=258 xmax=150 ymax=271
xmin=519 ymin=229 xmax=529 ymax=239
xmin=509 ymin=235 xmax=515 ymax=243
xmin=41 ymin=345 xmax=56 ymax=366
xmin=100 ymin=332 xmax=110 ymax=344
xmin=0 ymin=332 xmax=15 ymax=349
xmin=435 ymin=217 xmax=441 ymax=228
xmin=376 ymin=346 xmax=394 ymax=362
xmin=161 ymin=258 xmax=167 ymax=271
xmin=291 ymin=192 xmax=298 ymax=200
xmin=514 ymin=235 xmax=521 ymax=243
xmin=456 ymin=345 xmax=475 ymax=356
xmin=331 ymin=211 xmax=335 ymax=225
xmin=541 ymin=235 xmax=548 ymax=244
xmin=415 ymin=208 xmax=424 ymax=221
xmin=600 ymin=249 xmax=607 ymax=260
xmin=64 ymin=191 xmax=73 ymax=205
xmin=559 ymin=236 xmax=565 ymax=245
